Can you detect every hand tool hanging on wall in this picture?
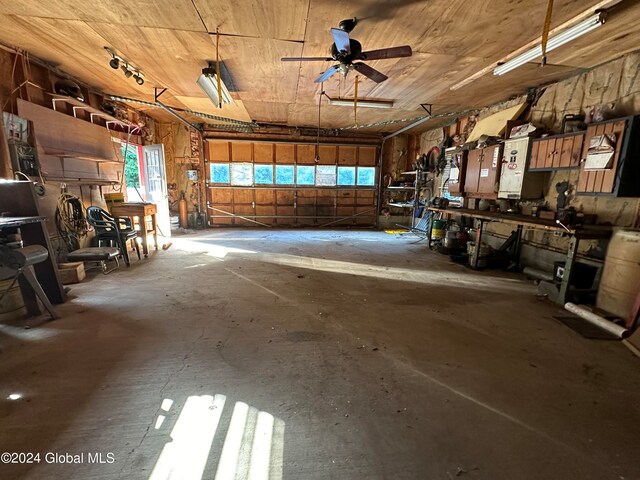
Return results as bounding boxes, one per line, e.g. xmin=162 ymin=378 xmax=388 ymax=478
xmin=354 ymin=75 xmax=359 ymax=127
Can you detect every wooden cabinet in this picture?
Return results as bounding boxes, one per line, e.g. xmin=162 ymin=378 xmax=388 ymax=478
xmin=530 ymin=132 xmax=584 ymax=170
xmin=464 ymin=145 xmax=503 ymax=199
xmin=577 ymin=115 xmax=640 ymax=196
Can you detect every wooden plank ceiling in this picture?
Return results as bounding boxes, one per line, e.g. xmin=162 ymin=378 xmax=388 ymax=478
xmin=0 ymin=0 xmax=639 ymax=134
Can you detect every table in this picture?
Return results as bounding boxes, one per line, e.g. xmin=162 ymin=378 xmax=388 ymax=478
xmin=109 ymin=203 xmax=158 ymax=257
xmin=427 ymin=207 xmax=612 ymax=304
xmin=0 ymin=215 xmax=65 ymax=316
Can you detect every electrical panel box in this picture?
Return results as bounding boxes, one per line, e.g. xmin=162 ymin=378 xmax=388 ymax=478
xmin=498 ymin=137 xmax=546 ymax=199
xmin=445 ymin=148 xmax=466 ymax=196
xmin=2 ymin=112 xmax=28 ymax=142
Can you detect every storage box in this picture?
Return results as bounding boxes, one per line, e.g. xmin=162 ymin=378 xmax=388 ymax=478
xmin=57 ymin=262 xmax=86 ymax=284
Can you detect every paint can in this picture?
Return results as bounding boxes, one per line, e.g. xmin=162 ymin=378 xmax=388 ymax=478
xmin=431 ymin=219 xmax=446 ymax=240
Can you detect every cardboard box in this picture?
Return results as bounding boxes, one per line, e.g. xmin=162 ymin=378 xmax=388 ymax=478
xmin=57 ymin=262 xmax=86 ymax=284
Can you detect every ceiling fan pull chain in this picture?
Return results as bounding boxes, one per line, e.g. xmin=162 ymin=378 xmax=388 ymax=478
xmin=216 ymin=28 xmax=223 ymax=108
xmin=315 ymin=83 xmax=323 ymax=163
xmin=541 ymin=0 xmax=554 ymax=66
xmin=354 ymin=75 xmax=359 ymax=127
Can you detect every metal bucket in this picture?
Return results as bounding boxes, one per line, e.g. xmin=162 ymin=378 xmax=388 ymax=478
xmin=431 ymin=219 xmax=446 ymax=240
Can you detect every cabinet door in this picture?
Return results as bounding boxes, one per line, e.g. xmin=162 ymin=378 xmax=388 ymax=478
xmin=499 ymin=139 xmax=528 ymax=197
xmin=530 ymin=140 xmax=541 ymax=169
xmin=577 ymin=121 xmax=627 ymax=193
xmin=531 ymin=138 xmax=552 ymax=169
xmin=558 ymin=134 xmax=584 ymax=168
xmin=464 ymin=149 xmax=482 ymax=195
xmin=478 ymin=145 xmax=502 ymax=195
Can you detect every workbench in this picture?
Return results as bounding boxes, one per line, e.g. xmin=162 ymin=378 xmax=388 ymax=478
xmin=109 ymin=203 xmax=158 ymax=257
xmin=0 ymin=182 xmax=67 ymax=308
xmin=427 ymin=207 xmax=612 ymax=304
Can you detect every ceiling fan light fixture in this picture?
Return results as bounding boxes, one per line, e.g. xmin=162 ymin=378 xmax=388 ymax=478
xmin=197 ymin=66 xmax=233 ymax=107
xmin=328 ymin=97 xmax=394 ymax=109
xmin=494 ymin=12 xmax=606 ymax=76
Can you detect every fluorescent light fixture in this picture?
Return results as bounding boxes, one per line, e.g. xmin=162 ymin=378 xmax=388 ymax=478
xmin=494 ymin=12 xmax=606 ymax=76
xmin=328 ymin=97 xmax=394 ymax=109
xmin=197 ymin=66 xmax=233 ymax=107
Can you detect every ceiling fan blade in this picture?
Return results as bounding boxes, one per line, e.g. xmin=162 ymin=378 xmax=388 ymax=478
xmin=353 ymin=63 xmax=388 ymax=83
xmin=314 ymin=65 xmax=340 ymax=83
xmin=281 ymin=57 xmax=333 ymax=62
xmin=331 ymin=28 xmax=351 ymax=54
xmin=360 ymin=45 xmax=413 ymax=60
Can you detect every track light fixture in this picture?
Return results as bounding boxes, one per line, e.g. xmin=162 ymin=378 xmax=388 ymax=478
xmin=104 ymin=47 xmax=145 ymax=86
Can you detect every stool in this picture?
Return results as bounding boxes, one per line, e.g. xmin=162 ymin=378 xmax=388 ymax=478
xmin=0 ymin=244 xmax=60 ymax=320
xmin=67 ymin=247 xmax=121 ymax=274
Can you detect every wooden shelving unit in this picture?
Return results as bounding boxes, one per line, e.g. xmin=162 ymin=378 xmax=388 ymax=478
xmin=43 ymin=176 xmax=120 ymax=186
xmin=47 ymin=93 xmax=142 ymax=133
xmin=44 ymin=151 xmax=122 ymax=164
xmin=43 ymin=151 xmax=122 ymax=186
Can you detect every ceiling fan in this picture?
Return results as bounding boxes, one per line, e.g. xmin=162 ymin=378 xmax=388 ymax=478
xmin=281 ymin=18 xmax=412 ymax=84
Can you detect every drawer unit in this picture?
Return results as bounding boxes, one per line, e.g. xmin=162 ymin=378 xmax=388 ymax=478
xmin=577 ymin=115 xmax=640 ymax=196
xmin=498 ymin=137 xmax=546 ymax=199
xmin=464 ymin=144 xmax=503 ymax=199
xmin=530 ymin=132 xmax=584 ymax=170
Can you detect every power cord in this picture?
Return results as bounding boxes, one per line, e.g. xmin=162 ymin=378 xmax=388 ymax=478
xmin=55 ymin=192 xmax=89 ymax=253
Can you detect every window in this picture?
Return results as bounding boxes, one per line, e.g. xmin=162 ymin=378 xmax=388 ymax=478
xmin=316 ymin=166 xmax=336 ymax=186
xmin=211 ymin=163 xmax=230 ymax=183
xmin=275 ymin=165 xmax=295 ymax=184
xmin=254 ymin=164 xmax=273 ymax=184
xmin=231 ymin=163 xmax=253 ymax=186
xmin=210 ymin=162 xmax=375 ymax=188
xmin=296 ymin=166 xmax=315 ymax=185
xmin=337 ymin=167 xmax=356 ymax=186
xmin=357 ymin=167 xmax=376 ymax=186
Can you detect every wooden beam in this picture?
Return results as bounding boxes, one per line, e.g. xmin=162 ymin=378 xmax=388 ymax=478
xmin=0 ymin=111 xmax=13 ymax=179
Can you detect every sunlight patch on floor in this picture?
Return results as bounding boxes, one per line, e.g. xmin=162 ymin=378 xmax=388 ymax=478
xmin=149 ymin=395 xmax=284 ymax=480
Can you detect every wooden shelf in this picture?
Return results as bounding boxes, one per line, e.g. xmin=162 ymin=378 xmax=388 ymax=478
xmin=47 ymin=93 xmax=142 ymax=133
xmin=44 ymin=176 xmax=119 ymax=186
xmin=386 ymin=202 xmax=414 ymax=208
xmin=44 ymin=150 xmax=121 ymax=164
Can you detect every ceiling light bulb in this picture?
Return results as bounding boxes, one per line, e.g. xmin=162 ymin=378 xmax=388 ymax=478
xmin=328 ymin=97 xmax=394 ymax=108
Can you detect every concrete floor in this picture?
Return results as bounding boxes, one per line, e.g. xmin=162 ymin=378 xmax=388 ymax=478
xmin=0 ymin=229 xmax=639 ymax=480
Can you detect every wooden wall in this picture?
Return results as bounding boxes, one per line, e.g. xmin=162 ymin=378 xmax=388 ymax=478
xmin=0 ymin=48 xmax=148 ymax=252
xmin=155 ymin=122 xmax=204 ymax=216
